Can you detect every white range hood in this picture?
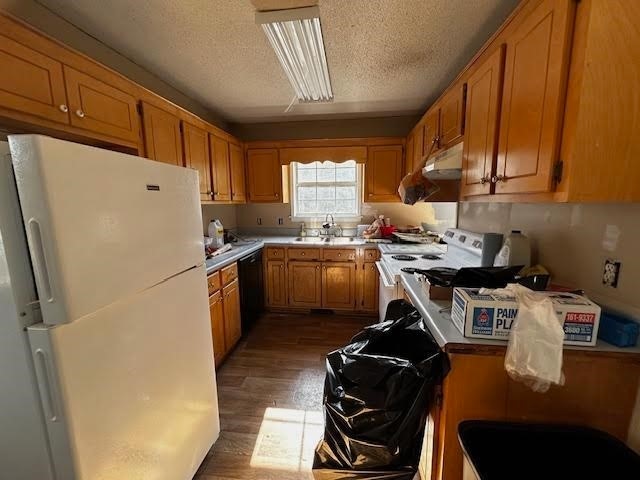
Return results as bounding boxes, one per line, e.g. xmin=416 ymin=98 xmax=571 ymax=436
xmin=422 ymin=142 xmax=463 ymax=180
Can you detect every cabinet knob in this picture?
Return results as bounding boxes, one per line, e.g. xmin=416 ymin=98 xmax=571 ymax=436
xmin=491 ymin=175 xmax=507 ymax=184
xmin=59 ymin=104 xmax=68 ymax=113
xmin=275 ymin=193 xmax=279 ymax=198
xmin=75 ymin=109 xmax=86 ymax=118
xmin=316 ymin=265 xmax=320 ymax=270
xmin=301 ymin=252 xmax=305 ymax=256
xmin=480 ymin=176 xmax=488 ymax=185
xmin=338 ymin=253 xmax=341 ymax=257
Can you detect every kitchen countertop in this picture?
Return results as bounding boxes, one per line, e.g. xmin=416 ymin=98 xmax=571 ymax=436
xmin=400 ymin=274 xmax=640 ymax=357
xmin=204 ymin=236 xmax=382 ymax=274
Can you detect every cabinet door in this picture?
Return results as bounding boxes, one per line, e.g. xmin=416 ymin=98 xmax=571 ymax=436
xmin=405 ymin=131 xmax=415 ymax=176
xmin=358 ymin=262 xmax=379 ymax=312
xmin=209 ymin=135 xmax=231 ymax=202
xmin=365 ymin=145 xmax=404 ymax=202
xmin=140 ymin=102 xmax=183 ymax=166
xmin=229 ymin=142 xmax=247 ymax=203
xmin=439 ymin=84 xmax=466 ymax=147
xmin=223 ymin=278 xmax=242 ymax=351
xmin=288 ymin=261 xmax=322 ymax=308
xmin=183 ymin=122 xmax=212 ymax=202
xmin=495 ymin=0 xmax=575 ymax=194
xmin=209 ymin=290 xmax=226 ymax=367
xmin=461 ymin=45 xmax=506 ymax=197
xmin=247 ymin=148 xmax=282 ymax=202
xmin=422 ymin=110 xmax=440 ymax=156
xmin=322 ymin=262 xmax=356 ymax=310
xmin=63 ymin=65 xmax=139 ymax=143
xmin=0 ymin=32 xmax=69 ymax=124
xmin=266 ymin=260 xmax=287 ymax=307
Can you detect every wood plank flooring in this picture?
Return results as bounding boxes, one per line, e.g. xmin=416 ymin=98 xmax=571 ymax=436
xmin=193 ymin=312 xmax=376 ymax=480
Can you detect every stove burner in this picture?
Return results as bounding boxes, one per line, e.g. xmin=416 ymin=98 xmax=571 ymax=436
xmin=391 ymin=254 xmax=418 ymax=261
xmin=422 ymin=254 xmax=443 ymax=260
xmin=401 ymin=267 xmax=421 ymax=274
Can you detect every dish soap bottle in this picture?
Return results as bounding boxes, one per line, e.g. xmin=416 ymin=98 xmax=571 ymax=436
xmin=300 ymin=222 xmax=306 ymax=237
xmin=208 ymin=219 xmax=225 ymax=248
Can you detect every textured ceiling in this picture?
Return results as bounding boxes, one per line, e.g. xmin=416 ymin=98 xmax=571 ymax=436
xmin=36 ymin=0 xmax=519 ymax=123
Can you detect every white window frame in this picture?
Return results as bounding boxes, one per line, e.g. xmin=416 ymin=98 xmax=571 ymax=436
xmin=290 ymin=161 xmax=363 ymax=223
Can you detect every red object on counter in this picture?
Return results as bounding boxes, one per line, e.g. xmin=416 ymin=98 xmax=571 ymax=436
xmin=380 ymin=226 xmax=397 ymax=237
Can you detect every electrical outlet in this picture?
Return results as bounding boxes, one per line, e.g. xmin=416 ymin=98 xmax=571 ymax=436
xmin=278 ymin=217 xmax=284 ymax=225
xmin=602 ymin=259 xmax=621 ymax=287
xmin=257 ymin=217 xmax=262 ymax=225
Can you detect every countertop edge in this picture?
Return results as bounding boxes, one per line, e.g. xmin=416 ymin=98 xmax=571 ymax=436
xmin=205 ymin=241 xmax=264 ymax=274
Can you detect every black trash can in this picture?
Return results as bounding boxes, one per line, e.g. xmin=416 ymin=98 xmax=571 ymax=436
xmin=458 ymin=420 xmax=640 ymax=480
xmin=312 ymin=301 xmax=449 ymax=479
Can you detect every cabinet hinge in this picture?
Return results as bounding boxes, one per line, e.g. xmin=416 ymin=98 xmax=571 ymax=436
xmin=553 ymin=160 xmax=564 ymax=184
xmin=136 ymin=103 xmax=142 ymax=116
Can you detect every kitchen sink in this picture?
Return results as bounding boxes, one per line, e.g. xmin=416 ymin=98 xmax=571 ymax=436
xmin=326 ymin=237 xmax=355 ymax=244
xmin=294 ymin=237 xmax=324 ymax=243
xmin=293 ymin=237 xmax=356 ymax=244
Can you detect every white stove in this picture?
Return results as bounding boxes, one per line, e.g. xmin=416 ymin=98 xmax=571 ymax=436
xmin=377 ymin=242 xmax=447 ymax=255
xmin=376 ymin=228 xmax=503 ymax=321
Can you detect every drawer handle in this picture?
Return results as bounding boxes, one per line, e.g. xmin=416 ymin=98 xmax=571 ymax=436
xmin=338 ymin=253 xmax=341 ymax=257
xmin=301 ymin=252 xmax=305 ymax=256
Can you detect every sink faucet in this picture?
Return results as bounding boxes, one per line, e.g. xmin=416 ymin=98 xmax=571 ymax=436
xmin=321 ymin=213 xmax=341 ymax=237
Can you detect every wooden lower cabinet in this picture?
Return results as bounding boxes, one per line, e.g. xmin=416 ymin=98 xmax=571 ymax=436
xmin=358 ymin=261 xmax=379 ymax=312
xmin=209 ymin=290 xmax=225 ymax=367
xmin=265 ymin=260 xmax=287 ymax=307
xmin=288 ymin=261 xmax=322 ymax=308
xmin=322 ymin=262 xmax=356 ymax=310
xmin=223 ymin=279 xmax=242 ymax=350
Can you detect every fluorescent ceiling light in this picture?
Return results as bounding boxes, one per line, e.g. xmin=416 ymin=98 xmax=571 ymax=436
xmin=256 ymin=6 xmax=333 ymax=103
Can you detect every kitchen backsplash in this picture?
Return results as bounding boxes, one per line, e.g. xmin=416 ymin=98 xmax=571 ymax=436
xmin=458 ymin=202 xmax=640 ymax=319
xmin=234 ymin=202 xmax=458 ymax=235
xmin=201 ymin=204 xmax=238 ymax=234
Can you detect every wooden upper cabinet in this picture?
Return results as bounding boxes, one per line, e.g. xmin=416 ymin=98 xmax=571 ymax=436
xmin=182 ymin=122 xmax=212 ymax=201
xmin=140 ymin=102 xmax=183 ymax=166
xmin=265 ymin=260 xmax=287 ymax=307
xmin=0 ymin=32 xmax=69 ymax=125
xmin=247 ymin=148 xmax=282 ymax=202
xmin=210 ymin=135 xmax=231 ymax=202
xmin=222 ymin=278 xmax=242 ymax=351
xmin=439 ymin=84 xmax=466 ymax=148
xmin=63 ymin=65 xmax=138 ymax=143
xmin=405 ymin=131 xmax=415 ymax=176
xmin=422 ymin=110 xmax=440 ymax=157
xmin=288 ymin=261 xmax=322 ymax=308
xmin=461 ymin=45 xmax=506 ymax=197
xmin=229 ymin=143 xmax=247 ymax=203
xmin=322 ymin=263 xmax=356 ymax=310
xmin=495 ymin=0 xmax=575 ymax=194
xmin=365 ymin=145 xmax=404 ymax=202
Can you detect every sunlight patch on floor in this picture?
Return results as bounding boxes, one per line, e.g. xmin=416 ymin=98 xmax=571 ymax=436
xmin=250 ymin=407 xmax=324 ymax=472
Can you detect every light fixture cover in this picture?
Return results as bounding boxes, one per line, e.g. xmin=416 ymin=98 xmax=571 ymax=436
xmin=256 ymin=6 xmax=333 ymax=103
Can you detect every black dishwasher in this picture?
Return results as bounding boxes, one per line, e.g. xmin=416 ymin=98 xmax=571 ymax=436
xmin=238 ymin=249 xmax=264 ymax=335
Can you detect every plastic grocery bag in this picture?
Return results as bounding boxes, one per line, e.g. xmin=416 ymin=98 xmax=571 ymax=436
xmin=312 ymin=301 xmax=449 ymax=479
xmin=480 ymin=284 xmax=565 ymax=393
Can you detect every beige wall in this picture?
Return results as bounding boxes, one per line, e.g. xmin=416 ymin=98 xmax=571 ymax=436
xmin=236 ymin=201 xmax=457 ymax=233
xmin=0 ymin=0 xmax=228 ymax=129
xmin=201 ymin=205 xmax=238 ymax=235
xmin=231 ymin=116 xmax=420 ymax=141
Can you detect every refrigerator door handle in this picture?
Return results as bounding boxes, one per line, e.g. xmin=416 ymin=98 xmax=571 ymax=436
xmin=33 ymin=348 xmax=59 ymax=422
xmin=28 ymin=219 xmax=54 ymax=303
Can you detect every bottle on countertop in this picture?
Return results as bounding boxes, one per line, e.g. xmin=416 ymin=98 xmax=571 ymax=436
xmin=208 ymin=219 xmax=225 ymax=248
xmin=300 ymin=222 xmax=307 ymax=237
xmin=494 ymin=230 xmax=531 ymax=269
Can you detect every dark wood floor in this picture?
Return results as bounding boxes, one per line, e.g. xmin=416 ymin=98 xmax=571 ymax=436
xmin=194 ymin=312 xmax=375 ymax=480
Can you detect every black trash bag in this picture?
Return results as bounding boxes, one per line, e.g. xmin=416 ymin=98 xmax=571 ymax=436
xmin=313 ymin=301 xmax=450 ymax=480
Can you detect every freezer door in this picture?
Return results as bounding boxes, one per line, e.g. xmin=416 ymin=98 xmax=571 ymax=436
xmin=9 ymin=135 xmax=203 ymax=325
xmin=28 ymin=265 xmax=219 ymax=480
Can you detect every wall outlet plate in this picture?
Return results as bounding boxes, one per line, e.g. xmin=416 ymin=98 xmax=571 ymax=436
xmin=602 ymin=259 xmax=621 ymax=287
xmin=278 ymin=217 xmax=284 ymax=225
xmin=257 ymin=217 xmax=262 ymax=225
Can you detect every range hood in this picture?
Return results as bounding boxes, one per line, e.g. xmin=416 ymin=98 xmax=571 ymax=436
xmin=422 ymin=142 xmax=463 ymax=180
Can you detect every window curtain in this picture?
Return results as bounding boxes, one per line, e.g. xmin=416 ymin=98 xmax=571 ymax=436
xmin=279 ymin=146 xmax=367 ymax=165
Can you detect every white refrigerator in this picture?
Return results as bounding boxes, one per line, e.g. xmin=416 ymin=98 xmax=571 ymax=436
xmin=0 ymin=135 xmax=220 ymax=480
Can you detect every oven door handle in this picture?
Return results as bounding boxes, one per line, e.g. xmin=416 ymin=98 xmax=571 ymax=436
xmin=375 ymin=261 xmax=396 ymax=288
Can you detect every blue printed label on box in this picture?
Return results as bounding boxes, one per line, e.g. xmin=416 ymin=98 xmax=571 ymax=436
xmin=472 ymin=307 xmax=494 ymax=335
xmin=563 ymin=312 xmax=596 ymax=342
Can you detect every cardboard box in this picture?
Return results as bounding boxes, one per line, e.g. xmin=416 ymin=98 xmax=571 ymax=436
xmin=451 ymin=287 xmax=601 ymax=346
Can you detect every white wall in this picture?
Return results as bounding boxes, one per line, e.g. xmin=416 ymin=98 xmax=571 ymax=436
xmin=458 ymin=202 xmax=640 ymax=450
xmin=201 ymin=205 xmax=237 ymax=235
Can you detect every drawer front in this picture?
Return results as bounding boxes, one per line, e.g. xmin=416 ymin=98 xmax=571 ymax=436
xmin=362 ymin=248 xmax=380 ymax=262
xmin=266 ymin=247 xmax=285 ymax=260
xmin=221 ymin=262 xmax=238 ymax=285
xmin=288 ymin=248 xmax=321 ymax=261
xmin=207 ymin=271 xmax=221 ymax=295
xmin=323 ymin=248 xmax=356 ymax=262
